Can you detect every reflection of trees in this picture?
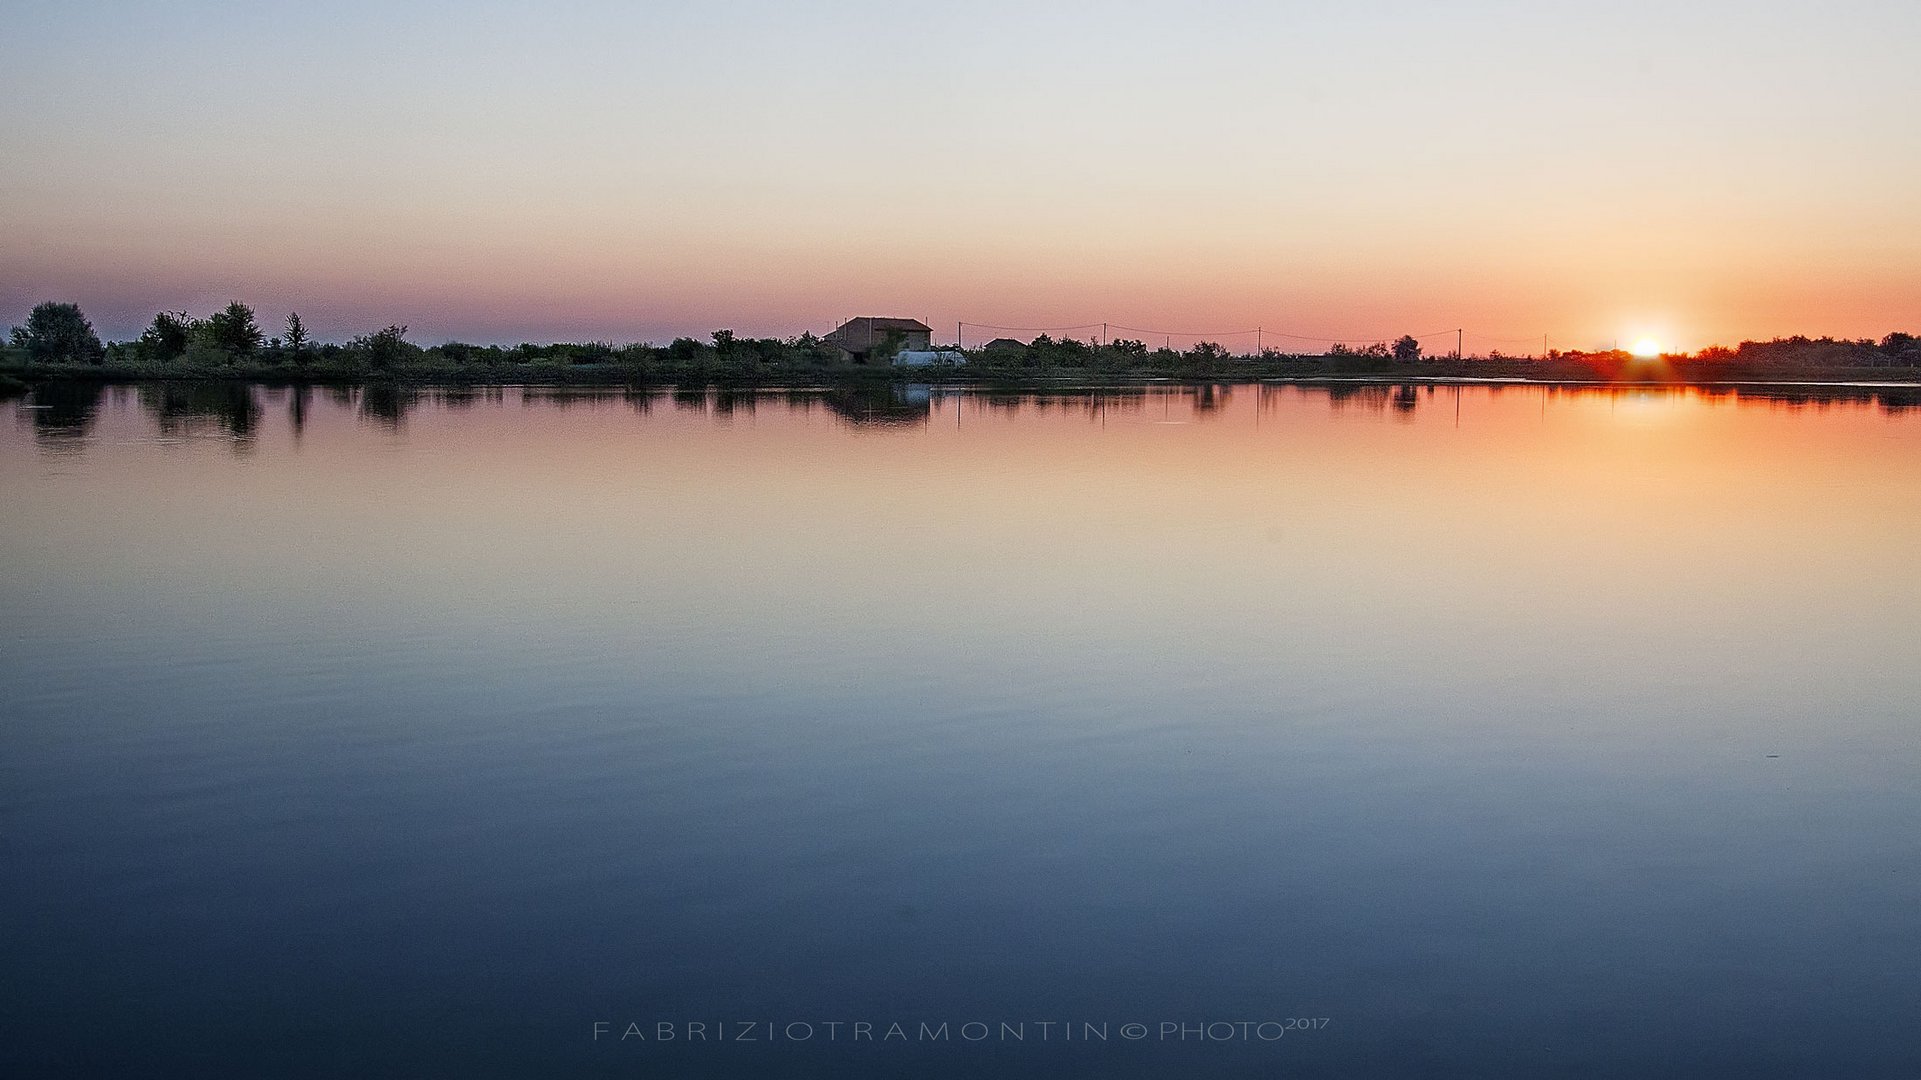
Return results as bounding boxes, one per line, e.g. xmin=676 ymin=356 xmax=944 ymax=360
xmin=448 ymin=377 xmax=1921 ymax=422
xmin=359 ymin=382 xmax=419 ymax=429
xmin=19 ymin=377 xmax=1917 ymax=457
xmin=288 ymin=385 xmax=311 ymax=437
xmin=136 ymin=381 xmax=263 ymax=441
xmin=1737 ymin=385 xmax=1921 ymax=414
xmin=1645 ymin=383 xmax=1920 ymax=414
xmin=24 ymin=382 xmax=105 ymax=448
xmin=523 ymin=387 xmax=631 ymax=410
xmin=1325 ymin=384 xmax=1393 ymax=413
xmin=712 ymin=387 xmax=758 ymax=417
xmin=1876 ymin=387 xmax=1920 ymax=413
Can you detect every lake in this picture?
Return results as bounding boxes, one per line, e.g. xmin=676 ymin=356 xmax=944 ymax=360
xmin=4 ymin=380 xmax=1919 ymax=1078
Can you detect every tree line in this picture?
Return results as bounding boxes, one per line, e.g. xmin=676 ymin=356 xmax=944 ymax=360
xmin=7 ymin=299 xmax=1920 ymax=378
xmin=3 ymin=300 xmax=858 ymax=374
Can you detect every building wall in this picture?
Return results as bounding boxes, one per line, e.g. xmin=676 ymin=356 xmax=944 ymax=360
xmin=829 ymin=321 xmax=931 ymax=362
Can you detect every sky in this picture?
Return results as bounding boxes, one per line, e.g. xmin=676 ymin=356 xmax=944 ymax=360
xmin=2 ymin=0 xmax=1917 ymax=351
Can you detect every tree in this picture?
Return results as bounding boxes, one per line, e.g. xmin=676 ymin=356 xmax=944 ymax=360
xmin=137 ymin=311 xmax=193 ymax=361
xmin=1392 ymin=335 xmax=1422 ymax=362
xmin=352 ymin=325 xmax=413 ymax=369
xmin=871 ymin=328 xmax=908 ymax=362
xmin=666 ymin=337 xmax=708 ymax=365
xmin=284 ymin=312 xmax=309 ymax=353
xmin=1181 ymin=341 xmax=1227 ymax=375
xmin=204 ymin=301 xmax=263 ymax=357
xmin=11 ymin=302 xmax=106 ymax=364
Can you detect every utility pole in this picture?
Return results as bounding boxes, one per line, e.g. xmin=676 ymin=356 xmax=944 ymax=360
xmin=957 ymin=321 xmax=962 ymax=350
xmin=1101 ymin=322 xmax=1107 ymax=348
xmin=1457 ymin=329 xmax=1464 ymax=362
xmin=1256 ymin=327 xmax=1263 ymax=358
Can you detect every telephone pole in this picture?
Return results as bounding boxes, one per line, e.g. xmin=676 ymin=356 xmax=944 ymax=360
xmin=1457 ymin=329 xmax=1464 ymax=362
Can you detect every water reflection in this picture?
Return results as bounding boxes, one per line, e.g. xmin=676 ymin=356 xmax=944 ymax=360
xmin=18 ymin=381 xmax=106 ymax=451
xmin=136 ymin=381 xmax=264 ymax=442
xmin=3 ymin=374 xmax=1919 ymax=1080
xmin=359 ymin=382 xmax=420 ymax=429
xmin=8 ymin=379 xmax=1921 ymax=454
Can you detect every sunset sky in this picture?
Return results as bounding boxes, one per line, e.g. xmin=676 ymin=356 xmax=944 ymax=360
xmin=3 ymin=0 xmax=1917 ymax=351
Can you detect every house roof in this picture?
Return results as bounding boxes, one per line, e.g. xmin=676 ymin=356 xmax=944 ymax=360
xmin=829 ymin=317 xmax=932 ymax=335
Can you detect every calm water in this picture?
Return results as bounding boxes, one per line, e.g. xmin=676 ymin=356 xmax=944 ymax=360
xmin=4 ymin=381 xmax=1920 ymax=1078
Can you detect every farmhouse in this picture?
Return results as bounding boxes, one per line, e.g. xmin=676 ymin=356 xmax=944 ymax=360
xmin=823 ymin=317 xmax=933 ymax=363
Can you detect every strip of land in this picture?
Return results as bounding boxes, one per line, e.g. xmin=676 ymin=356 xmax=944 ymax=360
xmin=5 ymin=300 xmax=1917 ymax=391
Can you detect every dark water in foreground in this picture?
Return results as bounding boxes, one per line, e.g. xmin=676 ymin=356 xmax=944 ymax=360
xmin=3 ymin=382 xmax=1919 ymax=1078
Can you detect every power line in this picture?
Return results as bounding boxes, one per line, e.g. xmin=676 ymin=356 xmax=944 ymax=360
xmin=959 ymin=318 xmax=1558 ymax=353
xmin=1107 ymin=322 xmax=1259 ymax=339
xmin=959 ymin=321 xmax=1105 ymax=333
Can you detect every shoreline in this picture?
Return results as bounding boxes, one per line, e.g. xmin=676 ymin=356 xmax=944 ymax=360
xmin=5 ymin=368 xmax=1920 ymax=394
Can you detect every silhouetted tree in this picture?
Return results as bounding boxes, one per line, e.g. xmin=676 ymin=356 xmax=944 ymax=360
xmin=1392 ymin=334 xmax=1422 ymax=362
xmin=204 ymin=301 xmax=263 ymax=356
xmin=353 ymin=325 xmax=413 ymax=370
xmin=1181 ymin=341 xmax=1227 ymax=376
xmin=11 ymin=301 xmax=105 ymax=363
xmin=283 ymin=311 xmax=309 ymax=354
xmin=137 ymin=311 xmax=193 ymax=361
xmin=666 ymin=337 xmax=709 ymax=365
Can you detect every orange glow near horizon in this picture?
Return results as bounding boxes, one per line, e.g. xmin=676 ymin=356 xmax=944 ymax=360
xmin=2 ymin=4 xmax=1919 ymax=349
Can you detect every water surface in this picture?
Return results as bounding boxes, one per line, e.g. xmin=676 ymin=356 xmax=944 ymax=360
xmin=4 ymin=382 xmax=1919 ymax=1078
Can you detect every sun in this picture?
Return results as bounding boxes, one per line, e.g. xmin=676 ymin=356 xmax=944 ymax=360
xmin=1629 ymin=338 xmax=1663 ymax=359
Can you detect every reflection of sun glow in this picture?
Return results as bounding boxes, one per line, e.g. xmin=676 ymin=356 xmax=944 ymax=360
xmin=1629 ymin=338 xmax=1663 ymax=358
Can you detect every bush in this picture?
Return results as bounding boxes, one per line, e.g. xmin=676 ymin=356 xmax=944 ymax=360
xmin=11 ymin=301 xmax=105 ymax=364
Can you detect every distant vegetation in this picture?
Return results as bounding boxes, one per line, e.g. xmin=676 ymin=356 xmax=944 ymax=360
xmin=5 ymin=299 xmax=1919 ymax=386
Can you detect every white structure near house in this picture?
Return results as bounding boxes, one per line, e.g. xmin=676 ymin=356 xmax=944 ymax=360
xmin=893 ymin=349 xmax=965 ymax=367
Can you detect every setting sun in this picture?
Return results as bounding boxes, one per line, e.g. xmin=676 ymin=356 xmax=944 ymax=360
xmin=1629 ymin=338 xmax=1664 ymax=359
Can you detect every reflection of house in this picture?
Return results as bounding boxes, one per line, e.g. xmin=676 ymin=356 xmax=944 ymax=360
xmin=816 ymin=383 xmax=934 ymax=427
xmin=824 ymin=317 xmax=932 ymax=363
